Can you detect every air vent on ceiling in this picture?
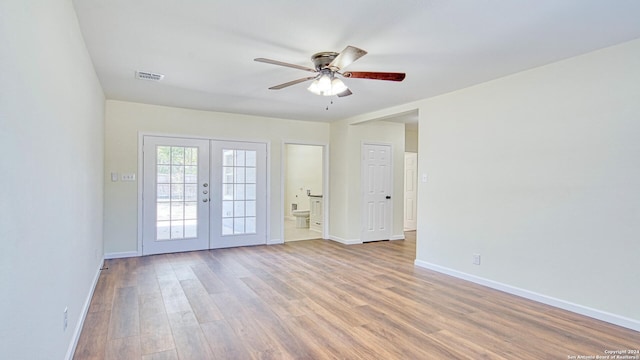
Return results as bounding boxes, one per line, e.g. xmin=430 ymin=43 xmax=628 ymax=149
xmin=135 ymin=71 xmax=164 ymax=81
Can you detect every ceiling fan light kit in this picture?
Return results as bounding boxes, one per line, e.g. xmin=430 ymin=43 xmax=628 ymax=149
xmin=307 ymin=71 xmax=348 ymax=96
xmin=255 ymin=45 xmax=405 ymax=97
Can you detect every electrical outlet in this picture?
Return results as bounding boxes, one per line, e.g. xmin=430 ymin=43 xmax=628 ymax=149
xmin=63 ymin=307 xmax=68 ymax=331
xmin=473 ymin=254 xmax=481 ymax=265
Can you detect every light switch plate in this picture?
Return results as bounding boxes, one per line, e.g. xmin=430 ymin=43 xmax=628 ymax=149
xmin=121 ymin=173 xmax=136 ymax=181
xmin=111 ymin=172 xmax=119 ymax=182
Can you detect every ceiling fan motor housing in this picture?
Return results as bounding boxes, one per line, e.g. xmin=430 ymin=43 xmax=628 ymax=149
xmin=311 ymin=52 xmax=338 ymax=70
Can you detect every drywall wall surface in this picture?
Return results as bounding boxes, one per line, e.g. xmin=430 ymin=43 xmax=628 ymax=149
xmin=405 ymin=127 xmax=419 ymax=153
xmin=0 ymin=0 xmax=105 ymax=358
xmin=416 ymin=38 xmax=640 ymax=322
xmin=104 ymin=100 xmax=330 ymax=253
xmin=328 ymin=121 xmax=351 ymax=239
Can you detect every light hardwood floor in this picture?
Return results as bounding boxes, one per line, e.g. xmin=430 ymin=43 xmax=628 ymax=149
xmin=74 ymin=232 xmax=639 ymax=359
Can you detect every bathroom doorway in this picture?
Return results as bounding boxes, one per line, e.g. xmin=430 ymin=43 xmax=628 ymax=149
xmin=283 ymin=143 xmax=326 ymax=242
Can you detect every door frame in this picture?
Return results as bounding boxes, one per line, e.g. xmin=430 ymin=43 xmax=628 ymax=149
xmin=136 ymin=132 xmax=271 ymax=256
xmin=360 ymin=141 xmax=394 ymax=242
xmin=404 ymin=152 xmax=418 ymax=231
xmin=280 ymin=140 xmax=330 ymax=242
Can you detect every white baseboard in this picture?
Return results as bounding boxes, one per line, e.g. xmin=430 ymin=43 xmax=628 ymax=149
xmin=65 ymin=258 xmax=104 ymax=360
xmin=104 ymin=251 xmax=139 ymax=259
xmin=328 ymin=235 xmax=362 ymax=245
xmin=268 ymin=238 xmax=284 ymax=245
xmin=414 ymin=260 xmax=640 ymax=332
xmin=328 ymin=235 xmax=404 ymax=244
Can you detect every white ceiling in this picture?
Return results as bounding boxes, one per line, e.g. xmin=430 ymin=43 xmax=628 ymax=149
xmin=73 ymin=0 xmax=640 ymax=123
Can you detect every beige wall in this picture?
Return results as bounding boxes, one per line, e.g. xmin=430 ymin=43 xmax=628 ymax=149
xmin=405 ymin=127 xmax=419 ymax=153
xmin=104 ymin=100 xmax=330 ymax=254
xmin=0 ymin=0 xmax=105 ymax=358
xmin=415 ymin=38 xmax=640 ymax=328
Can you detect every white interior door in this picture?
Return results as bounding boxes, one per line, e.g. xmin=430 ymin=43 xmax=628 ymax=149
xmin=142 ymin=136 xmax=210 ymax=255
xmin=210 ymin=141 xmax=267 ymax=249
xmin=404 ymin=152 xmax=418 ymax=231
xmin=361 ymin=143 xmax=392 ymax=242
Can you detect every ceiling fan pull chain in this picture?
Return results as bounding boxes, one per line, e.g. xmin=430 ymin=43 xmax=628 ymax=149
xmin=326 ymin=99 xmax=335 ymax=111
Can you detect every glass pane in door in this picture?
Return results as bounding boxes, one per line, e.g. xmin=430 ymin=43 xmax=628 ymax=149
xmin=156 ymin=145 xmax=198 ymax=240
xmin=220 ymin=149 xmax=257 ymax=235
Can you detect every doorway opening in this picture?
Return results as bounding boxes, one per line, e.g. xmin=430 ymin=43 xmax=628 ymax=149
xmin=283 ymin=143 xmax=325 ymax=242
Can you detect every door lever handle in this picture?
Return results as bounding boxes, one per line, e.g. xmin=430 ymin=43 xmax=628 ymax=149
xmin=386 ymin=196 xmax=391 ymax=199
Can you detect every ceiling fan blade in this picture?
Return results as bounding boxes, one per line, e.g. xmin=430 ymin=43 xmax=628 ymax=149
xmin=254 ymin=58 xmax=317 ymax=73
xmin=329 ymin=46 xmax=368 ymax=70
xmin=343 ymin=71 xmax=406 ymax=81
xmin=268 ymin=76 xmax=317 ymax=90
xmin=337 ymin=89 xmax=352 ymax=97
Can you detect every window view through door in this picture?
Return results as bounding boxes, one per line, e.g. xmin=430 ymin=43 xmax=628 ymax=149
xmin=156 ymin=145 xmax=199 ymax=240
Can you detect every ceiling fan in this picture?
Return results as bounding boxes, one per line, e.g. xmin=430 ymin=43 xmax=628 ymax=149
xmin=254 ymin=45 xmax=406 ymax=97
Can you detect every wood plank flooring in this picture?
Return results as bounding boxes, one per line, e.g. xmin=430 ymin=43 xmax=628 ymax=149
xmin=74 ymin=232 xmax=639 ymax=359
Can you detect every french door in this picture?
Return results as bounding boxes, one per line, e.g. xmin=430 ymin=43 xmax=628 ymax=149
xmin=142 ymin=136 xmax=267 ymax=255
xmin=210 ymin=141 xmax=267 ymax=249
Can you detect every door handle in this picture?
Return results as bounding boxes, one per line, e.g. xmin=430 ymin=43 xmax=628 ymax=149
xmin=386 ymin=196 xmax=391 ymax=199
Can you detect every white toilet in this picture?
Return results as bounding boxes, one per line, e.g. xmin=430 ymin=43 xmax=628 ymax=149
xmin=292 ymin=210 xmax=310 ymax=228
